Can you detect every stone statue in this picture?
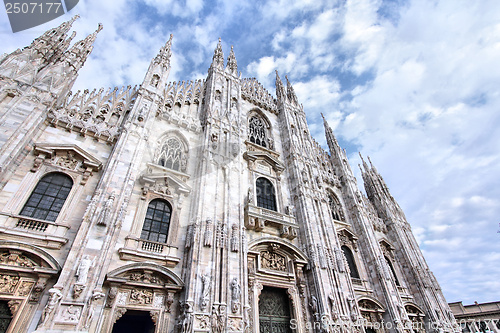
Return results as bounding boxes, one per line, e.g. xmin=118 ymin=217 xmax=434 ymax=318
xmin=231 ymin=278 xmax=241 ymax=313
xmin=76 ymin=255 xmax=94 ymax=285
xmin=200 ymin=274 xmax=211 ymax=311
xmin=40 ymin=288 xmax=63 ymax=326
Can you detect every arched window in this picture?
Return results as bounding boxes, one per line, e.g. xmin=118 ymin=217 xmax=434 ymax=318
xmin=256 ymin=177 xmax=277 ymax=211
xmin=19 ymin=173 xmax=73 ymax=222
xmin=341 ymin=245 xmax=360 ymax=279
xmin=328 ymin=193 xmax=345 ymax=221
xmin=385 ymin=256 xmax=400 ymax=286
xmin=141 ymin=199 xmax=172 ymax=243
xmin=157 ymin=137 xmax=185 ymax=172
xmin=248 ymin=116 xmax=269 ymax=148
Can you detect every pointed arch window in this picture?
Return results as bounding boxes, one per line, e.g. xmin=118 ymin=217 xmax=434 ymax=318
xmin=141 ymin=199 xmax=172 ymax=243
xmin=385 ymin=256 xmax=400 ymax=286
xmin=19 ymin=173 xmax=73 ymax=222
xmin=328 ymin=193 xmax=345 ymax=222
xmin=256 ymin=177 xmax=277 ymax=211
xmin=341 ymin=245 xmax=360 ymax=279
xmin=157 ymin=137 xmax=185 ymax=172
xmin=248 ymin=116 xmax=269 ymax=148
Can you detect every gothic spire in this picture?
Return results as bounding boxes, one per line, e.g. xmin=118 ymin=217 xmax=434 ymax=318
xmin=65 ymin=23 xmax=103 ymax=71
xmin=153 ymin=34 xmax=173 ymax=69
xmin=211 ymin=38 xmax=224 ymax=70
xmin=275 ymin=70 xmax=286 ymax=102
xmin=285 ymin=75 xmax=299 ymax=105
xmin=226 ymin=45 xmax=237 ymax=75
xmin=322 ymin=113 xmax=340 ymax=153
xmin=30 ymin=14 xmax=80 ymax=65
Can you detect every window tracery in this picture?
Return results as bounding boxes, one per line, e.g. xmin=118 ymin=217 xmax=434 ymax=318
xmin=157 ymin=137 xmax=186 ymax=172
xmin=341 ymin=245 xmax=360 ymax=279
xmin=328 ymin=193 xmax=345 ymax=221
xmin=248 ymin=116 xmax=269 ymax=148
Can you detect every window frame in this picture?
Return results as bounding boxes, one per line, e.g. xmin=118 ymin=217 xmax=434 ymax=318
xmin=140 ymin=198 xmax=173 ymax=244
xmin=255 ymin=177 xmax=278 ymax=212
xmin=18 ymin=172 xmax=74 ymax=222
xmin=341 ymin=245 xmax=360 ymax=279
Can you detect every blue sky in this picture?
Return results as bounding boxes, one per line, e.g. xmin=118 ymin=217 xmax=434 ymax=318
xmin=1 ymin=0 xmax=499 ymax=304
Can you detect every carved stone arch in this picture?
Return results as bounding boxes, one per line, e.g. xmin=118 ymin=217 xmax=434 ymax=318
xmin=379 ymin=239 xmax=396 ymax=260
xmin=358 ymin=296 xmax=386 ymax=332
xmin=404 ymin=302 xmax=426 ymax=332
xmin=0 ymin=240 xmax=61 ymax=274
xmin=104 ymin=263 xmax=183 ymax=333
xmin=247 ymin=109 xmax=274 ymax=150
xmin=357 ymin=296 xmax=385 ymax=312
xmin=337 ymin=228 xmax=358 ymax=251
xmin=106 ymin=262 xmax=183 ymax=288
xmin=327 ymin=190 xmax=345 ymax=222
xmin=155 ymin=130 xmax=189 ymax=173
xmin=247 ymin=237 xmax=307 ymax=333
xmin=248 ymin=237 xmax=308 ymax=263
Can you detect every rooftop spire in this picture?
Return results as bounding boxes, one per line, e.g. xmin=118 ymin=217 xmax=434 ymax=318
xmin=322 ymin=113 xmax=339 ymax=151
xmin=30 ymin=14 xmax=80 ymax=64
xmin=275 ymin=70 xmax=286 ymax=102
xmin=153 ymin=34 xmax=173 ymax=69
xmin=226 ymin=45 xmax=237 ymax=75
xmin=65 ymin=23 xmax=103 ymax=71
xmin=211 ymin=38 xmax=224 ymax=70
xmin=285 ymin=75 xmax=299 ymax=105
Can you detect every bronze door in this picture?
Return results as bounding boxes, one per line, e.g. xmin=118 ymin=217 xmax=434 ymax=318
xmin=259 ymin=287 xmax=292 ymax=333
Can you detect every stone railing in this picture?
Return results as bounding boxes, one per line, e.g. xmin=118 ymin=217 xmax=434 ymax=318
xmin=118 ymin=236 xmax=180 ymax=268
xmin=0 ymin=215 xmax=70 ymax=249
xmin=245 ymin=203 xmax=298 ymax=239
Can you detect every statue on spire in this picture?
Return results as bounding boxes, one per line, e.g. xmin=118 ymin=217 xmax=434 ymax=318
xmin=226 ymin=45 xmax=237 ymax=75
xmin=275 ymin=70 xmax=286 ymax=102
xmin=211 ymin=38 xmax=224 ymax=70
xmin=154 ymin=34 xmax=173 ymax=69
xmin=285 ymin=75 xmax=299 ymax=105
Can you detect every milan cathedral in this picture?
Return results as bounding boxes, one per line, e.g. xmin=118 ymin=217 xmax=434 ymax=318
xmin=0 ymin=16 xmax=459 ymax=333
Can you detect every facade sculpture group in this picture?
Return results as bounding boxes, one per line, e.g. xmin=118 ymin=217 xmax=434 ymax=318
xmin=0 ymin=16 xmax=460 ymax=333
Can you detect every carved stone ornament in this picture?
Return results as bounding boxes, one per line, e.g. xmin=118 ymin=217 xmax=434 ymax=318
xmin=61 ymin=305 xmax=81 ymax=322
xmin=0 ymin=274 xmax=20 ymax=294
xmin=211 ymin=304 xmax=227 ymax=333
xmin=200 ymin=274 xmax=211 ymax=311
xmin=7 ymin=300 xmax=21 ymax=315
xmin=129 ymin=288 xmax=153 ymax=305
xmin=230 ymin=224 xmax=239 ymax=252
xmin=230 ymin=277 xmax=241 ymax=314
xmin=195 ymin=314 xmax=210 ymax=330
xmin=260 ymin=250 xmax=287 ymax=272
xmin=16 ymin=281 xmax=34 ymax=296
xmin=0 ymin=251 xmax=37 ymax=267
xmin=114 ymin=308 xmax=127 ymax=324
xmin=40 ymin=288 xmax=63 ymax=327
xmin=29 ymin=279 xmax=47 ymax=303
xmin=73 ymin=284 xmax=85 ymax=299
xmin=179 ymin=302 xmax=194 ymax=333
xmin=204 ymin=220 xmax=213 ymax=247
xmin=106 ymin=287 xmax=118 ymax=307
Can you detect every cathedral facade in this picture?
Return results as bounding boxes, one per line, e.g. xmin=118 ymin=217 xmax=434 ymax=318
xmin=0 ymin=17 xmax=459 ymax=333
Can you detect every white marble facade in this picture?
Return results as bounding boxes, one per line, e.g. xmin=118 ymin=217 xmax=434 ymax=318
xmin=0 ymin=17 xmax=460 ymax=333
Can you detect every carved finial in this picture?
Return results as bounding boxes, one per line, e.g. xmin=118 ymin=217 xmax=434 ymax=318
xmin=211 ymin=38 xmax=224 ymax=69
xmin=285 ymin=75 xmax=299 ymax=105
xmin=359 ymin=153 xmax=369 ymax=172
xmin=275 ymin=70 xmax=286 ymax=102
xmin=226 ymin=45 xmax=237 ymax=74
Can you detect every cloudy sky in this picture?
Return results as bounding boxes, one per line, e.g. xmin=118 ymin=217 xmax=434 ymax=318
xmin=1 ymin=0 xmax=499 ymax=304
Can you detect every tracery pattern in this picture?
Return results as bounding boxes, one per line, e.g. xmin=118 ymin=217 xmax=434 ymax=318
xmin=248 ymin=116 xmax=269 ymax=148
xmin=158 ymin=137 xmax=185 ymax=172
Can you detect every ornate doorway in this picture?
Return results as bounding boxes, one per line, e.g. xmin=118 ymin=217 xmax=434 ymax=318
xmin=0 ymin=301 xmax=12 ymax=333
xmin=259 ymin=287 xmax=292 ymax=333
xmin=111 ymin=310 xmax=155 ymax=333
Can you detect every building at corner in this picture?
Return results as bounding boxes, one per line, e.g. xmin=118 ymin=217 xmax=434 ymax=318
xmin=0 ymin=17 xmax=460 ymax=333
